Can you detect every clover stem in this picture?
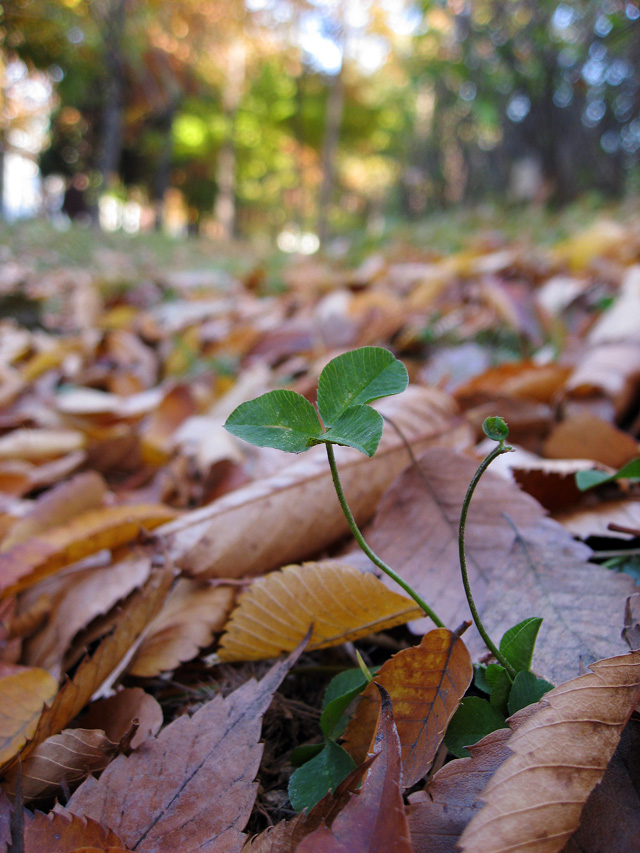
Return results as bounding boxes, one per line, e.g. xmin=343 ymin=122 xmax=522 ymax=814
xmin=325 ymin=443 xmax=444 ymax=628
xmin=459 ymin=443 xmax=517 ymax=678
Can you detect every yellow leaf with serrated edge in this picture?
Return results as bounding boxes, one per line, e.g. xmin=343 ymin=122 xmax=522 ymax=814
xmin=217 ymin=561 xmax=424 ymax=662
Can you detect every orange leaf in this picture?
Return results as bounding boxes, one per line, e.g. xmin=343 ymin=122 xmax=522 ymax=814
xmin=0 ymin=504 xmax=177 ymax=597
xmin=217 ymin=561 xmax=423 ymax=663
xmin=343 ymin=629 xmax=472 ymax=788
xmin=458 ymin=651 xmax=640 ymax=852
xmin=0 ymin=664 xmax=58 ymax=765
xmin=23 ymin=808 xmax=130 ymax=852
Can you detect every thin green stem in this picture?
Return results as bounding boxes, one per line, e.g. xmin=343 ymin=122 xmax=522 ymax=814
xmin=459 ymin=443 xmax=517 ymax=679
xmin=325 ymin=443 xmax=444 ymax=628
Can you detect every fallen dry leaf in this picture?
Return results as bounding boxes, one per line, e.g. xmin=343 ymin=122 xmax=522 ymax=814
xmin=217 ymin=561 xmax=423 ymax=662
xmin=366 ymin=447 xmax=637 ymax=683
xmin=66 ymin=641 xmax=307 ymax=853
xmin=0 ymin=471 xmax=107 ymax=552
xmin=0 ymin=663 xmax=58 ymax=766
xmin=5 ymin=727 xmax=124 ymax=803
xmin=565 ymin=342 xmax=640 ymax=418
xmin=458 ymin=651 xmax=640 ymax=852
xmin=554 ymin=497 xmax=640 ymax=541
xmin=2 ymin=568 xmax=173 ymax=772
xmin=161 ymin=386 xmax=470 ymax=578
xmin=76 ymin=687 xmax=163 ymax=750
xmin=343 ymin=628 xmax=472 ymax=787
xmin=297 ymin=684 xmax=413 ymax=853
xmin=128 ymin=579 xmax=235 ymax=676
xmin=542 ymin=412 xmax=639 ymax=467
xmin=406 ymin=706 xmax=537 ymax=853
xmin=20 ymin=552 xmax=153 ymax=677
xmin=0 ymin=504 xmax=176 ymax=597
xmin=562 ymin=717 xmax=640 ymax=852
xmin=22 ymin=807 xmax=130 ymax=852
xmin=0 ymin=428 xmax=86 ymax=461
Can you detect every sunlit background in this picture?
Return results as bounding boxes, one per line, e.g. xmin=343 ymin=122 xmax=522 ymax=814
xmin=3 ymin=0 xmax=640 ymax=247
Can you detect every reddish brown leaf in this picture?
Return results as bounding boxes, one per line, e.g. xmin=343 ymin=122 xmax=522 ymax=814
xmin=543 ymin=412 xmax=639 ymax=467
xmin=366 ymin=447 xmax=637 ymax=683
xmin=23 ymin=808 xmax=130 ymax=852
xmin=77 ymin=688 xmax=163 ymax=750
xmin=66 ymin=641 xmax=308 ymax=852
xmin=297 ymin=684 xmax=413 ymax=853
xmin=458 ymin=651 xmax=640 ymax=852
xmin=343 ymin=628 xmax=472 ymax=787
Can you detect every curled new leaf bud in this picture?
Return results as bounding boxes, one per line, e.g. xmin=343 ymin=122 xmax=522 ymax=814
xmin=482 ymin=416 xmax=509 ymax=442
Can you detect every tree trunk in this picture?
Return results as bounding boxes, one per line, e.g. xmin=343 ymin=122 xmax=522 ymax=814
xmin=214 ymin=39 xmax=245 ymax=239
xmin=93 ymin=0 xmax=128 ymax=224
xmin=153 ymin=100 xmax=179 ymax=231
xmin=317 ymin=65 xmax=344 ymax=245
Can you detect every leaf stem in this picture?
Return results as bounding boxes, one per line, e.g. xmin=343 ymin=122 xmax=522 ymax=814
xmin=459 ymin=443 xmax=517 ymax=678
xmin=325 ymin=443 xmax=444 ymax=627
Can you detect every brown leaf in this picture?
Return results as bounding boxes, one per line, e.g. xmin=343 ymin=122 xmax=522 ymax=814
xmin=66 ymin=642 xmax=308 ymax=853
xmin=161 ymin=387 xmax=469 ymax=578
xmin=454 ymin=361 xmax=572 ymax=405
xmin=20 ymin=553 xmax=153 ymax=677
xmin=562 ymin=717 xmax=640 ymax=852
xmin=367 ymin=447 xmax=637 ymax=683
xmin=554 ymin=497 xmax=640 ymax=541
xmin=0 ymin=429 xmax=86 ymax=461
xmin=343 ymin=628 xmax=472 ymax=787
xmin=565 ymin=342 xmax=640 ymax=418
xmin=542 ymin=412 xmax=639 ymax=468
xmin=297 ymin=684 xmax=413 ymax=853
xmin=2 ymin=568 xmax=173 ymax=772
xmin=77 ymin=688 xmax=163 ymax=750
xmin=217 ymin=561 xmax=423 ymax=663
xmin=0 ymin=472 xmax=107 ymax=553
xmin=23 ymin=808 xmax=130 ymax=852
xmin=128 ymin=580 xmax=235 ymax=676
xmin=0 ymin=504 xmax=176 ymax=597
xmin=406 ymin=706 xmax=537 ymax=853
xmin=5 ymin=728 xmax=123 ymax=804
xmin=458 ymin=651 xmax=640 ymax=852
xmin=0 ymin=664 xmax=58 ymax=766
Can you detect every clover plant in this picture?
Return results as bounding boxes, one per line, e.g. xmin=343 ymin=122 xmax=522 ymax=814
xmin=225 ymin=347 xmax=551 ymax=768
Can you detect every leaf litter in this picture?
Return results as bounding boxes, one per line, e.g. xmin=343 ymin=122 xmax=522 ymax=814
xmin=0 ymin=213 xmax=639 ymax=848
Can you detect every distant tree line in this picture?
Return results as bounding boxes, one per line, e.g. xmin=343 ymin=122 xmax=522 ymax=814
xmin=4 ymin=0 xmax=640 ymax=237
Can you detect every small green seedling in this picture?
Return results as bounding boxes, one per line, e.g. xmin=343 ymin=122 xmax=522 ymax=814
xmin=288 ymin=666 xmax=378 ymax=812
xmin=225 ymin=350 xmax=550 ymax=764
xmin=575 ymin=457 xmax=640 ymax=492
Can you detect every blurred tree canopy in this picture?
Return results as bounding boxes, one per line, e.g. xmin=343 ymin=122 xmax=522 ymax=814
xmin=3 ymin=0 xmax=640 ymax=237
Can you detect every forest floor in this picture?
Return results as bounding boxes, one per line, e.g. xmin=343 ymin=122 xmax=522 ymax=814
xmin=0 ymin=200 xmax=639 ymax=851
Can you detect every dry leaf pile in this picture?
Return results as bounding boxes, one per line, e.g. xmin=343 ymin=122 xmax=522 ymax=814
xmin=0 ymin=214 xmax=639 ymax=850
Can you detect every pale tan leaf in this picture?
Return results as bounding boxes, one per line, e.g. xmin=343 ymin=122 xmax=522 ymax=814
xmin=0 ymin=504 xmax=176 ymax=597
xmin=162 ymin=387 xmax=469 ymax=578
xmin=128 ymin=580 xmax=235 ymax=676
xmin=366 ymin=447 xmax=637 ymax=683
xmin=458 ymin=651 xmax=640 ymax=852
xmin=217 ymin=561 xmax=423 ymax=663
xmin=1 ymin=471 xmax=107 ymax=552
xmin=66 ymin=644 xmax=307 ymax=853
xmin=587 ymin=265 xmax=640 ymax=345
xmin=554 ymin=497 xmax=640 ymax=541
xmin=20 ymin=553 xmax=153 ymax=677
xmin=1 ymin=568 xmax=173 ymax=772
xmin=0 ymin=429 xmax=86 ymax=461
xmin=0 ymin=664 xmax=58 ymax=765
xmin=565 ymin=342 xmax=640 ymax=417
